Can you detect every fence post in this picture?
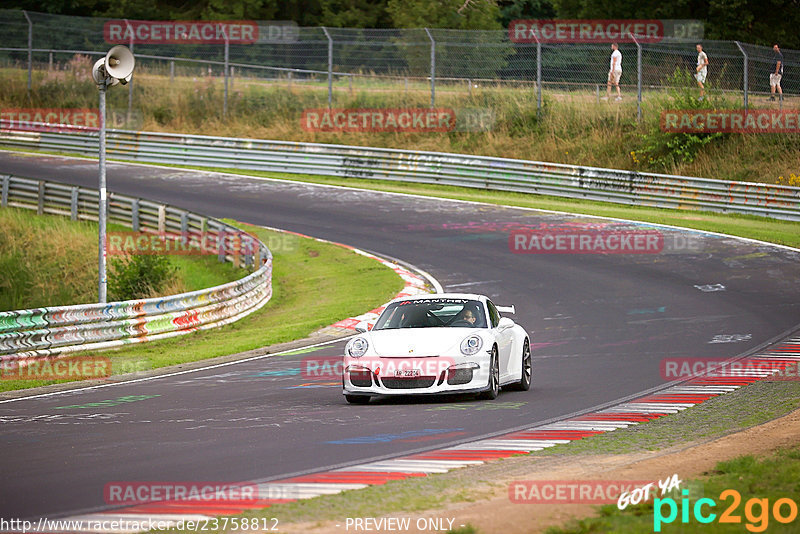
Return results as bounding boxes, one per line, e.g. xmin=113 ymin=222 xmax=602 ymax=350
xmin=124 ymin=20 xmax=134 ymax=124
xmin=131 ymin=198 xmax=140 ymax=231
xmin=37 ymin=181 xmax=44 ymax=215
xmin=535 ymin=36 xmax=542 ymax=113
xmin=322 ymin=27 xmax=333 ymax=108
xmin=734 ymin=41 xmax=748 ymax=109
xmin=223 ymin=29 xmax=230 ymax=118
xmin=288 ymin=70 xmax=293 ymax=90
xmin=631 ymin=33 xmax=642 ymax=122
xmin=23 ymin=10 xmax=32 ymax=91
xmin=169 ymin=60 xmax=174 ymax=82
xmin=49 ymin=51 xmax=53 ymax=70
xmin=1 ymin=176 xmax=9 ymax=207
xmin=70 ymin=187 xmax=79 ymax=221
xmin=424 ymin=28 xmax=435 ymax=108
xmin=157 ymin=205 xmax=166 ymax=232
xmin=218 ymin=230 xmax=226 ymax=263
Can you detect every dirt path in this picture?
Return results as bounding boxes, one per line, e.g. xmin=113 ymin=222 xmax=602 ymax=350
xmin=282 ymin=406 xmax=800 ymax=533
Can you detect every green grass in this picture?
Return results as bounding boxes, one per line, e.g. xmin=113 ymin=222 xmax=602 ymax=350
xmin=0 ymin=207 xmax=245 ymax=311
xmin=0 ymin=224 xmax=404 ymax=392
xmin=2 ymin=63 xmax=799 ymax=183
xmin=547 ymin=445 xmax=800 ymax=533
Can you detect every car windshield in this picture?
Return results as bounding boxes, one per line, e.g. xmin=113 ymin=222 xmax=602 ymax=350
xmin=372 ymin=298 xmax=487 ymax=330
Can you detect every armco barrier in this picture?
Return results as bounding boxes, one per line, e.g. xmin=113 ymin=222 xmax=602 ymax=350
xmin=2 ymin=124 xmax=799 ymax=220
xmin=0 ymin=174 xmax=272 ymax=361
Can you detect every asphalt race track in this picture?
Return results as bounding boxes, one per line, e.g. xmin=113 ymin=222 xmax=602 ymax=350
xmin=2 ymin=151 xmax=800 ymax=520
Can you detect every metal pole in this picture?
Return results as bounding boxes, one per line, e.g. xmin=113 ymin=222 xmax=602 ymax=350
xmin=223 ymin=31 xmax=229 ymax=117
xmin=98 ymin=84 xmax=108 ymax=303
xmin=125 ymin=20 xmax=134 ymax=123
xmin=425 ymin=28 xmax=435 ymax=108
xmin=23 ymin=10 xmax=32 ymax=91
xmin=631 ymin=33 xmax=642 ymax=122
xmin=536 ymin=40 xmax=542 ymax=113
xmin=322 ymin=27 xmax=333 ymax=108
xmin=170 ymin=60 xmax=174 ymax=82
xmin=735 ymin=41 xmax=748 ymax=109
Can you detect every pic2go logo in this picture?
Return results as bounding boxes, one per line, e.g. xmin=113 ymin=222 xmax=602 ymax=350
xmin=653 ymin=489 xmax=798 ymax=532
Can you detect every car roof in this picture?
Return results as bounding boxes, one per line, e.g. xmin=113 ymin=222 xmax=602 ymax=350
xmin=388 ymin=293 xmax=487 ymax=304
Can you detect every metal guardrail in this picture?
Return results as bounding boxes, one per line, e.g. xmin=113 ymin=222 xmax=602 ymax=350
xmin=0 ymin=174 xmax=272 ymax=360
xmin=2 ymin=125 xmax=800 ymax=221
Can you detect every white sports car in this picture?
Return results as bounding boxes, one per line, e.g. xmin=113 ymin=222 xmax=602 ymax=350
xmin=342 ymin=294 xmax=531 ymax=404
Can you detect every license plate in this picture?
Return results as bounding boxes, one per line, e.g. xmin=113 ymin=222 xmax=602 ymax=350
xmin=394 ymin=369 xmax=420 ymax=377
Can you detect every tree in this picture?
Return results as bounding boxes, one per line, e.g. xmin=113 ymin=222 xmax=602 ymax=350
xmin=317 ymin=0 xmax=392 ymax=28
xmin=387 ymin=0 xmax=503 ymax=30
xmin=497 ymin=0 xmax=557 ymax=28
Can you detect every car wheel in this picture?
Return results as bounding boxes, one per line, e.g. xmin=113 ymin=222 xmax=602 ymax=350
xmin=345 ymin=394 xmax=370 ymax=405
xmin=478 ymin=346 xmax=500 ymax=400
xmin=507 ymin=337 xmax=531 ymax=391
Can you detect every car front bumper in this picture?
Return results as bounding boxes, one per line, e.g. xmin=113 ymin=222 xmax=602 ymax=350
xmin=342 ymin=355 xmax=490 ymax=397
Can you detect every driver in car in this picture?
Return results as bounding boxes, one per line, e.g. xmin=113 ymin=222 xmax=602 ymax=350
xmin=453 ymin=305 xmax=481 ymax=327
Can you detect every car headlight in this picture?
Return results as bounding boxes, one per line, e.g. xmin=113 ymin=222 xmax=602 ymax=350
xmin=460 ymin=335 xmax=483 ymax=355
xmin=347 ymin=337 xmax=369 ymax=358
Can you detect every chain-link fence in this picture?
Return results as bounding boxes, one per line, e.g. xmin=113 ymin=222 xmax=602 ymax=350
xmin=1 ymin=9 xmax=798 ymax=120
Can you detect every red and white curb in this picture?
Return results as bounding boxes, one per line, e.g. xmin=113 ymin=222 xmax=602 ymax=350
xmin=46 ymin=337 xmax=800 ymax=532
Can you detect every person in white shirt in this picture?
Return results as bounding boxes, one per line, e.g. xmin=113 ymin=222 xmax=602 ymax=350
xmin=695 ymin=44 xmax=709 ymax=100
xmin=606 ymin=43 xmax=622 ymax=101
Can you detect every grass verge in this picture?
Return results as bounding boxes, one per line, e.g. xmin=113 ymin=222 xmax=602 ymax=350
xmin=2 ymin=63 xmax=799 ymax=183
xmin=0 ymin=206 xmax=246 ymax=311
xmin=0 ymin=224 xmax=404 ymax=392
xmin=548 ymin=445 xmax=800 ymax=533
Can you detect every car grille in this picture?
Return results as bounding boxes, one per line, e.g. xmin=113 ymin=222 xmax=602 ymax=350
xmin=349 ymin=370 xmax=373 ymax=387
xmin=447 ymin=368 xmax=474 ymax=385
xmin=381 ymin=376 xmax=437 ymax=389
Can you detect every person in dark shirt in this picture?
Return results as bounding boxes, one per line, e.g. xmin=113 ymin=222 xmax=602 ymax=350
xmin=770 ymin=44 xmax=784 ymax=101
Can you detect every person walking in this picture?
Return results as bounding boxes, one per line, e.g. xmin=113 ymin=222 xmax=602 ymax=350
xmin=605 ymin=43 xmax=622 ymax=101
xmin=695 ymin=43 xmax=709 ymax=100
xmin=770 ymin=44 xmax=784 ymax=101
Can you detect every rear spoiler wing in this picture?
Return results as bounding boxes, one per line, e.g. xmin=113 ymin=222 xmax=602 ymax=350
xmin=496 ymin=305 xmax=516 ymax=314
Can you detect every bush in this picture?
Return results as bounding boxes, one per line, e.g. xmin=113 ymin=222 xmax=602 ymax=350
xmin=109 ymin=255 xmax=177 ymax=301
xmin=638 ymin=68 xmax=734 ymax=171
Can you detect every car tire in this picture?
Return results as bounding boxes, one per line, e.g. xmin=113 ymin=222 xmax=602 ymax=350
xmin=478 ymin=346 xmax=500 ymax=400
xmin=345 ymin=394 xmax=370 ymax=405
xmin=507 ymin=337 xmax=531 ymax=391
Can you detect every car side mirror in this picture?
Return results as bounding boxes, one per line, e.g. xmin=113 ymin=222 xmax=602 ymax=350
xmin=498 ymin=317 xmax=514 ymax=329
xmin=355 ymin=320 xmax=370 ymax=333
